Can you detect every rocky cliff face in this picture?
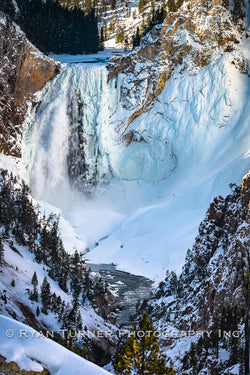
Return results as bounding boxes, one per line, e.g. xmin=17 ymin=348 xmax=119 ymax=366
xmin=145 ymin=170 xmax=250 ymax=373
xmin=0 ymin=13 xmax=60 ymax=157
xmin=107 ymin=0 xmax=248 ymax=137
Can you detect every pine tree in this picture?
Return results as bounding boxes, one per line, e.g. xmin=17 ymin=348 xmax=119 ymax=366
xmin=30 ymin=271 xmax=39 ymax=301
xmin=110 ymin=0 xmax=116 ymax=10
xmin=138 ymin=0 xmax=144 ymax=13
xmin=83 ymin=267 xmax=94 ymax=302
xmin=14 ymin=0 xmax=99 ymax=54
xmin=41 ymin=277 xmax=51 ymax=314
xmin=70 ymin=250 xmax=83 ymax=303
xmin=0 ymin=237 xmax=4 ymax=268
xmin=0 ymin=172 xmax=14 ymax=233
xmin=93 ymin=277 xmax=106 ymax=296
xmin=132 ymin=27 xmax=141 ymax=48
xmin=99 ymin=26 xmax=105 ymax=50
xmin=113 ymin=312 xmax=175 ymax=374
xmin=232 ymin=0 xmax=245 ymax=21
xmin=67 ymin=300 xmax=80 ymax=327
xmin=168 ymin=0 xmax=176 ymax=12
xmin=116 ymin=25 xmax=125 ymax=44
xmin=76 ymin=310 xmax=83 ymax=331
xmin=102 ymin=20 xmax=107 ymax=41
xmin=0 ymin=0 xmax=16 ymax=18
xmin=169 ymin=271 xmax=178 ymax=297
xmin=32 ymin=271 xmax=38 ymax=288
xmin=85 ymin=0 xmax=92 ymax=14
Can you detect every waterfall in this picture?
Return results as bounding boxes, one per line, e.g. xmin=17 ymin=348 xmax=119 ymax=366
xmin=22 ymin=64 xmax=121 ymax=205
xmin=22 ymin=60 xmax=178 ymax=212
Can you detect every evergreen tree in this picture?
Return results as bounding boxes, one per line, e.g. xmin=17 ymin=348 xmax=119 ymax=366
xmin=138 ymin=0 xmax=145 ymax=13
xmin=61 ymin=302 xmax=72 ymax=327
xmin=30 ymin=271 xmax=39 ymax=301
xmin=41 ymin=277 xmax=51 ymax=314
xmin=168 ymin=0 xmax=176 ymax=12
xmin=99 ymin=26 xmax=105 ymax=50
xmin=14 ymin=0 xmax=99 ymax=54
xmin=32 ymin=271 xmax=38 ymax=288
xmin=70 ymin=250 xmax=83 ymax=303
xmin=85 ymin=0 xmax=92 ymax=14
xmin=132 ymin=27 xmax=141 ymax=48
xmin=83 ymin=267 xmax=94 ymax=302
xmin=110 ymin=0 xmax=116 ymax=10
xmin=232 ymin=0 xmax=245 ymax=21
xmin=67 ymin=300 xmax=80 ymax=327
xmin=93 ymin=277 xmax=106 ymax=296
xmin=76 ymin=310 xmax=83 ymax=330
xmin=113 ymin=312 xmax=175 ymax=374
xmin=102 ymin=20 xmax=108 ymax=41
xmin=116 ymin=25 xmax=125 ymax=44
xmin=0 ymin=0 xmax=16 ymax=19
xmin=0 ymin=237 xmax=4 ymax=268
xmin=0 ymin=172 xmax=14 ymax=233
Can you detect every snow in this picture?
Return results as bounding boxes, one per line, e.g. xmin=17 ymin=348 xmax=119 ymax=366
xmin=0 ymin=230 xmax=116 ymax=339
xmin=1 ymin=4 xmax=249 ymax=373
xmin=85 ymin=55 xmax=250 ymax=280
xmin=87 ymin=156 xmax=250 ymax=280
xmin=239 ymin=37 xmax=250 ymax=61
xmin=225 ymin=364 xmax=240 ymax=375
xmin=37 ymin=200 xmax=89 ymax=254
xmin=36 ymin=199 xmax=125 ymax=252
xmin=0 ymin=153 xmax=24 ymax=179
xmin=20 ymin=50 xmax=250 ymax=282
xmin=101 ymin=0 xmax=161 ymax=49
xmin=0 ymin=15 xmax=6 ymax=28
xmin=65 ymin=207 xmax=125 ymax=249
xmin=0 ymin=316 xmax=111 ymax=374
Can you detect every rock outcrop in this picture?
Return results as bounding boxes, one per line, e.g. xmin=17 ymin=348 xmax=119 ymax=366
xmin=146 ymin=170 xmax=250 ymax=373
xmin=0 ymin=13 xmax=60 ymax=157
xmin=0 ymin=355 xmax=50 ymax=375
xmin=107 ymin=0 xmax=248 ymax=135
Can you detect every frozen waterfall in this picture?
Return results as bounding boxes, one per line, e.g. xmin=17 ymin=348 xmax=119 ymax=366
xmin=22 ymin=62 xmax=176 ymax=208
xmin=22 ymin=64 xmax=121 ymax=204
xmin=20 ymin=56 xmax=250 ymax=279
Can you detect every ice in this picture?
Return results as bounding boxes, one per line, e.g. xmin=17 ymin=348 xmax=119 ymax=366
xmin=22 ymin=64 xmax=121 ymax=208
xmin=87 ymin=55 xmax=250 ymax=280
xmin=21 ymin=53 xmax=250 ymax=281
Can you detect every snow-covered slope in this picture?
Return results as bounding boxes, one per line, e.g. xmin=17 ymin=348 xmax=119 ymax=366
xmin=0 ymin=171 xmax=119 ymax=365
xmin=20 ymin=0 xmax=250 ymax=281
xmin=142 ymin=170 xmax=250 ymax=374
xmin=0 ymin=315 xmax=111 ymax=374
xmin=0 ymin=234 xmax=111 ymax=333
xmin=86 ymin=53 xmax=250 ymax=280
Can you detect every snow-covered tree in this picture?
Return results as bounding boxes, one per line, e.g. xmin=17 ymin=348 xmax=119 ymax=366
xmin=41 ymin=277 xmax=51 ymax=314
xmin=0 ymin=237 xmax=4 ymax=268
